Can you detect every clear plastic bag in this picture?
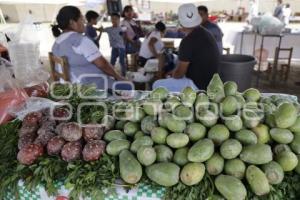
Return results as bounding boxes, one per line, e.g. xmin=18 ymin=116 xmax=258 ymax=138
xmin=0 ymin=66 xmax=28 ymax=124
xmin=8 ymin=97 xmax=63 ymax=121
xmin=7 ymin=14 xmax=49 ymax=87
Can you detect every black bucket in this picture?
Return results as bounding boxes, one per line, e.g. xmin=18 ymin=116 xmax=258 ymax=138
xmin=219 ymin=54 xmax=257 ymax=91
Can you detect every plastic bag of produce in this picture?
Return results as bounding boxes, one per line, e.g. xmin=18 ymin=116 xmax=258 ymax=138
xmin=256 ymin=14 xmax=284 ymax=35
xmin=8 ymin=97 xmax=66 ymax=121
xmin=24 ymin=82 xmax=49 ymax=98
xmin=0 ymin=66 xmax=28 ymax=125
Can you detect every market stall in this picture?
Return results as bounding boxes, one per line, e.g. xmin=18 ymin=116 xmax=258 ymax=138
xmin=1 ymin=74 xmax=300 ymax=200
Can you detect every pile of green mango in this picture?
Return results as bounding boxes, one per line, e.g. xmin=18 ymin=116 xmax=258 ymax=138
xmin=102 ymin=74 xmax=300 ymax=199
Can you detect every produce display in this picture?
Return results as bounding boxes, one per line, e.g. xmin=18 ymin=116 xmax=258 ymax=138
xmin=1 ymin=74 xmax=300 ymax=200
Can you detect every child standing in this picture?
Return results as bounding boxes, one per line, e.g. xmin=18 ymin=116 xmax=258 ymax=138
xmin=101 ymin=13 xmax=127 ymax=76
xmin=85 ymin=11 xmax=101 ymax=48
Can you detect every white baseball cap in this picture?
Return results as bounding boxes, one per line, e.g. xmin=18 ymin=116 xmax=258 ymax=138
xmin=178 ymin=4 xmax=202 ymax=28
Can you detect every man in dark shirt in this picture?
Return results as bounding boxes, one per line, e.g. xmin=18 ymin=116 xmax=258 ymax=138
xmin=198 ymin=5 xmax=224 ymax=54
xmin=172 ymin=3 xmax=220 ymax=90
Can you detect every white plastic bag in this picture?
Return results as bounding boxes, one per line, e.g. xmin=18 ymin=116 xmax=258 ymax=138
xmin=257 ymin=14 xmax=285 ymax=35
xmin=7 ymin=14 xmax=49 ymax=87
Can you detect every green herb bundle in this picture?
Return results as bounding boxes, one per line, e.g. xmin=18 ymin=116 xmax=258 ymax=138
xmin=0 ymin=121 xmax=119 ymax=200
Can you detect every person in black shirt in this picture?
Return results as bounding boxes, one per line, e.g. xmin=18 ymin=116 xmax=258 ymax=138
xmin=172 ymin=3 xmax=220 ymax=90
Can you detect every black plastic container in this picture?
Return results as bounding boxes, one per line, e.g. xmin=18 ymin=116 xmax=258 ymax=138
xmin=219 ymin=54 xmax=257 ymax=91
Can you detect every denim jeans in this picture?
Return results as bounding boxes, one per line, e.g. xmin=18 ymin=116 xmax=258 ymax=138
xmin=111 ymin=48 xmax=126 ymax=76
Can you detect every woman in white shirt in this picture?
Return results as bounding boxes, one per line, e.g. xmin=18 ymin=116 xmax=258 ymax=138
xmin=121 ymin=5 xmax=143 ymax=54
xmin=138 ymin=22 xmax=166 ymax=67
xmin=51 ymin=6 xmax=124 ymax=89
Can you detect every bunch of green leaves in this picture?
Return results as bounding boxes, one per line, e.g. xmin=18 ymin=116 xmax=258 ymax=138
xmin=50 ymin=84 xmax=112 ymax=123
xmin=0 ymin=120 xmax=21 ymax=199
xmin=0 ymin=121 xmax=119 ymax=200
xmin=245 ymin=172 xmax=300 ymax=200
xmin=64 ymin=154 xmax=119 ymax=200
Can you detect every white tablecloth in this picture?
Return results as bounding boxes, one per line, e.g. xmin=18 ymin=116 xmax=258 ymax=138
xmin=223 ymin=30 xmax=300 ymax=63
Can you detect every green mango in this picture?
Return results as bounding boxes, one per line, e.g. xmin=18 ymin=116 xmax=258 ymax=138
xmin=151 ymin=127 xmax=168 ymax=144
xmin=180 ymin=87 xmax=197 ymax=107
xmin=224 ymin=81 xmax=238 ymax=96
xmin=242 ymin=109 xmax=261 ymax=129
xmin=290 ymin=133 xmax=300 ymax=154
xmin=141 ymin=116 xmax=158 ymax=134
xmin=185 ymin=123 xmax=206 ymax=142
xmin=173 ymin=147 xmax=189 ymax=166
xmin=246 ymin=165 xmax=270 ymax=196
xmin=164 ymin=96 xmax=181 ymax=111
xmin=235 ymin=129 xmax=258 ymax=145
xmin=195 ymin=93 xmax=210 ymax=112
xmin=154 ymin=145 xmax=173 ymax=162
xmin=295 ymin=155 xmax=300 ymax=175
xmin=115 ymin=121 xmax=127 ymax=130
xmin=234 ymin=93 xmax=246 ymax=109
xmin=276 ymin=151 xmax=298 ymax=171
xmin=126 ymin=107 xmax=145 ymax=122
xmin=130 ymin=136 xmax=153 ymax=153
xmin=243 ymin=88 xmax=261 ymax=102
xmin=273 ymin=144 xmax=291 ymax=155
xmin=166 ymin=116 xmax=186 ymax=133
xmin=224 ymin=115 xmax=243 ymax=132
xmin=240 ymin=144 xmax=272 ymax=165
xmin=106 ymin=139 xmax=130 ymax=156
xmin=134 ymin=131 xmax=145 ymax=140
xmin=143 ymin=99 xmax=163 ymax=116
xmin=215 ymin=175 xmax=247 ymax=200
xmin=180 ymin=163 xmax=205 ymax=186
xmin=137 ymin=146 xmax=156 ymax=166
xmin=224 ymin=159 xmax=246 ymax=179
xmin=265 ymin=113 xmax=276 ymax=128
xmin=146 ymin=162 xmax=180 ymax=187
xmin=197 ymin=110 xmax=219 ymax=127
xmin=207 ymin=74 xmax=225 ymax=103
xmin=101 ymin=115 xmax=115 ymax=130
xmin=158 ymin=111 xmax=173 ymax=128
xmin=290 ymin=117 xmax=300 ymax=134
xmin=270 ymin=128 xmax=294 ymax=144
xmin=220 ymin=139 xmax=242 ymax=159
xmin=119 ymin=150 xmax=142 ymax=184
xmin=188 ymin=139 xmax=214 ymax=162
xmin=252 ymin=124 xmax=270 ymax=144
xmin=208 ymin=124 xmax=230 ymax=145
xmin=124 ymin=122 xmax=139 ymax=136
xmin=104 ymin=130 xmax=127 ymax=142
xmin=174 ymin=105 xmax=193 ymax=121
xmin=150 ymin=87 xmax=169 ymax=101
xmin=220 ymin=96 xmax=238 ymax=116
xmin=206 ymin=153 xmax=224 ymax=176
xmin=166 ymin=133 xmax=189 ymax=148
xmin=262 ymin=161 xmax=284 ymax=185
xmin=274 ymin=103 xmax=298 ymax=129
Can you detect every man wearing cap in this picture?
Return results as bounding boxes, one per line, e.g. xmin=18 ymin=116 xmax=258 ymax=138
xmin=172 ymin=3 xmax=220 ymax=90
